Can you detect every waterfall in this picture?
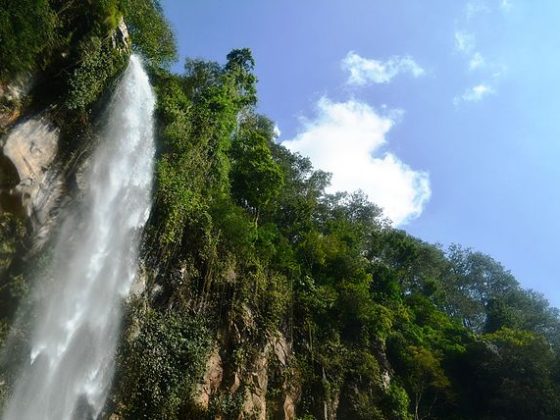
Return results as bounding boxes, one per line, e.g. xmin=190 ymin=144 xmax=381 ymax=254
xmin=2 ymin=54 xmax=155 ymax=420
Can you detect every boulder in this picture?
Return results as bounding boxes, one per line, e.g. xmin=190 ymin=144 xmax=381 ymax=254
xmin=1 ymin=117 xmax=63 ymax=241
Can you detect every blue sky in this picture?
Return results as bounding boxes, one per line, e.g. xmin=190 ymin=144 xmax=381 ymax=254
xmin=162 ymin=0 xmax=560 ymax=307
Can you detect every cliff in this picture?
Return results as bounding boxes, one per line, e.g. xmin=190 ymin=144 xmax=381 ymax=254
xmin=1 ymin=3 xmax=560 ymax=420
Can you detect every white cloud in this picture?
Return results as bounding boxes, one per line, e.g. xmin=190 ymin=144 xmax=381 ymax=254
xmin=469 ymin=52 xmax=486 ymax=70
xmin=454 ymin=83 xmax=495 ymax=104
xmin=273 ymin=124 xmax=282 ymax=139
xmin=466 ymin=1 xmax=490 ymax=20
xmin=452 ymin=3 xmax=506 ymax=102
xmin=281 ymin=98 xmax=431 ymax=225
xmin=342 ymin=52 xmax=425 ymax=86
xmin=455 ymin=31 xmax=476 ymax=54
xmin=454 ymin=32 xmax=487 ymax=71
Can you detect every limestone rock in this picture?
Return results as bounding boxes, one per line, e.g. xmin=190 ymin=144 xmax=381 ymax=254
xmin=111 ymin=17 xmax=131 ymax=50
xmin=1 ymin=117 xmax=63 ymax=240
xmin=192 ymin=331 xmax=299 ymax=419
xmin=240 ymin=333 xmax=298 ymax=420
xmin=195 ymin=347 xmax=224 ymax=410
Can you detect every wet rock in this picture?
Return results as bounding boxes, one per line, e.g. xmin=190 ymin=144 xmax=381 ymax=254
xmin=1 ymin=117 xmax=63 ymax=241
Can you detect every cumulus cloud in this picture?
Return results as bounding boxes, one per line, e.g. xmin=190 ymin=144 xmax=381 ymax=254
xmin=466 ymin=1 xmax=490 ymax=20
xmin=273 ymin=124 xmax=282 ymax=139
xmin=454 ymin=83 xmax=495 ymax=104
xmin=454 ymin=31 xmax=476 ymax=54
xmin=455 ymin=31 xmax=486 ymax=71
xmin=454 ymin=30 xmax=490 ymax=80
xmin=453 ymin=3 xmax=505 ymax=103
xmin=281 ymin=98 xmax=431 ymax=225
xmin=469 ymin=52 xmax=486 ymax=70
xmin=342 ymin=52 xmax=425 ymax=86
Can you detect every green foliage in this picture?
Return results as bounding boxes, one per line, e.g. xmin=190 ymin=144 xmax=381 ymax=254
xmin=207 ymin=393 xmax=244 ymax=419
xmin=0 ymin=214 xmax=25 ymax=273
xmin=115 ymin=306 xmax=212 ymax=420
xmin=406 ymin=346 xmax=451 ymax=417
xmin=224 ymin=48 xmax=257 ymax=107
xmin=0 ymin=0 xmax=57 ymax=80
xmin=385 ymin=383 xmax=413 ymax=420
xmin=148 ymin=52 xmax=256 ymax=254
xmin=65 ymin=36 xmax=128 ymax=110
xmin=443 ymin=244 xmax=518 ymax=331
xmin=230 ymin=114 xmax=284 ymax=220
xmin=119 ymin=0 xmax=176 ymax=66
xmin=62 ymin=0 xmax=176 ymax=111
xmin=0 ymin=214 xmax=27 ymax=322
xmin=0 ymin=0 xmax=175 ymax=120
xmin=4 ymin=7 xmax=560 ymax=419
xmin=100 ymin=0 xmax=123 ymax=32
xmin=459 ymin=328 xmax=560 ymax=419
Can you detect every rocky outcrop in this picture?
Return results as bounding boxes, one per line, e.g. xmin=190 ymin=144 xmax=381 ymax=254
xmin=239 ymin=347 xmax=268 ymax=419
xmin=193 ymin=332 xmax=299 ymax=420
xmin=0 ymin=20 xmax=132 ymax=246
xmin=112 ymin=17 xmax=131 ymax=50
xmin=195 ymin=346 xmax=224 ymax=409
xmin=0 ymin=117 xmax=63 ymax=242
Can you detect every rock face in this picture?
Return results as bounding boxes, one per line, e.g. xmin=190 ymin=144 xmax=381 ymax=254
xmin=1 ymin=117 xmax=63 ymax=241
xmin=193 ymin=332 xmax=299 ymax=420
xmin=112 ymin=16 xmax=131 ymax=50
xmin=0 ymin=18 xmax=132 ymax=236
xmin=195 ymin=347 xmax=224 ymax=409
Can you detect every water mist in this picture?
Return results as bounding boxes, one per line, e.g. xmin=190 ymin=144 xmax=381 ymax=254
xmin=2 ymin=55 xmax=155 ymax=420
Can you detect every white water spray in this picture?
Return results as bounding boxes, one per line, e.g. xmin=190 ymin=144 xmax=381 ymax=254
xmin=2 ymin=55 xmax=155 ymax=420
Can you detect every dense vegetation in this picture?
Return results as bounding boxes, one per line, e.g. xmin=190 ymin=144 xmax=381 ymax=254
xmin=2 ymin=2 xmax=560 ymax=419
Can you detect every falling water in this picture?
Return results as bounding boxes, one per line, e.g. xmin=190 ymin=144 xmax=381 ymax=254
xmin=2 ymin=55 xmax=155 ymax=420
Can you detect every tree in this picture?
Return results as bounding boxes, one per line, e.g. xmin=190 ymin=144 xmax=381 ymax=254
xmin=0 ymin=0 xmax=56 ymax=80
xmin=119 ymin=0 xmax=177 ymax=66
xmin=230 ymin=114 xmax=284 ymax=225
xmin=224 ymin=48 xmax=257 ymax=107
xmin=443 ymin=245 xmax=518 ymax=331
xmin=406 ymin=346 xmax=450 ymax=420
xmin=462 ymin=328 xmax=560 ymax=419
xmin=485 ymin=288 xmax=560 ymax=345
